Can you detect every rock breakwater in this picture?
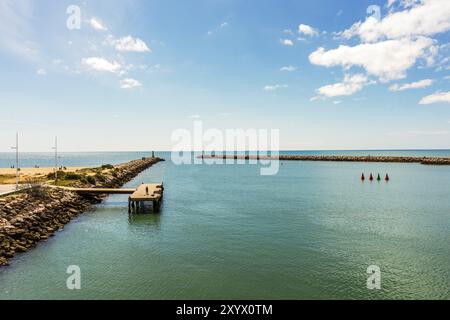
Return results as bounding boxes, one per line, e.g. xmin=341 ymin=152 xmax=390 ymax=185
xmin=200 ymin=155 xmax=450 ymax=165
xmin=0 ymin=157 xmax=163 ymax=266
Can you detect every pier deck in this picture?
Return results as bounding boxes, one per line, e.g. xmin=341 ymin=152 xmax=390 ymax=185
xmin=128 ymin=183 xmax=164 ymax=213
xmin=129 ymin=183 xmax=163 ymax=201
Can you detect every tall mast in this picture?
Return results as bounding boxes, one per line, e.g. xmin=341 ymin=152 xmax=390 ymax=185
xmin=11 ymin=133 xmax=19 ymax=190
xmin=15 ymin=133 xmax=19 ymax=190
xmin=53 ymin=136 xmax=58 ymax=181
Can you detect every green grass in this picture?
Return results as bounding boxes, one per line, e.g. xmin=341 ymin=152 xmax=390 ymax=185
xmin=47 ymin=165 xmax=116 ymax=187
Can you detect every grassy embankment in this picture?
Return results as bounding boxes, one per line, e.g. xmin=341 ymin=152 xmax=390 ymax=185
xmin=0 ymin=164 xmax=117 ymax=187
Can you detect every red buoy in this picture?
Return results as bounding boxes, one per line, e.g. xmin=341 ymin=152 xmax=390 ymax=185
xmin=361 ymin=173 xmax=365 ymax=181
xmin=385 ymin=174 xmax=390 ymax=182
xmin=369 ymin=173 xmax=374 ymax=181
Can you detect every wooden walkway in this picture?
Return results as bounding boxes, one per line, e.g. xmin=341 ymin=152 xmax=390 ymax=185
xmin=55 ymin=183 xmax=164 ymax=213
xmin=63 ymin=187 xmax=136 ymax=194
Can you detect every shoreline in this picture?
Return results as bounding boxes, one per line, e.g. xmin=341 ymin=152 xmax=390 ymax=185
xmin=200 ymin=155 xmax=450 ymax=165
xmin=0 ymin=157 xmax=164 ymax=266
xmin=0 ymin=167 xmax=87 ymax=174
xmin=0 ymin=167 xmax=87 ymax=185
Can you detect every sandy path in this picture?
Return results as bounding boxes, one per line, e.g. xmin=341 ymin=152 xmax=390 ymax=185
xmin=0 ymin=167 xmax=86 ymax=175
xmin=0 ymin=185 xmax=17 ymax=195
xmin=0 ymin=167 xmax=87 ymax=184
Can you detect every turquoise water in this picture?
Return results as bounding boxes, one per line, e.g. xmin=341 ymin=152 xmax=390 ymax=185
xmin=1 ymin=150 xmax=450 ymax=168
xmin=0 ymin=152 xmax=155 ymax=168
xmin=0 ymin=151 xmax=449 ymax=299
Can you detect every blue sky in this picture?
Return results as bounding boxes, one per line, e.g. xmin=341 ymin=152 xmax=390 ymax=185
xmin=0 ymin=0 xmax=449 ymax=152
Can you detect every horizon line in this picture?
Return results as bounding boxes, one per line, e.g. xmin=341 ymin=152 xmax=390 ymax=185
xmin=1 ymin=148 xmax=450 ymax=153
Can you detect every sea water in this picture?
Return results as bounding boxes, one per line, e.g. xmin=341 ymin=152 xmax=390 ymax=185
xmin=0 ymin=151 xmax=449 ymax=299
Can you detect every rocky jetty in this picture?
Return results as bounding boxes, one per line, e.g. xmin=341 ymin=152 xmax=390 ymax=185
xmin=200 ymin=154 xmax=450 ymax=165
xmin=0 ymin=157 xmax=163 ymax=266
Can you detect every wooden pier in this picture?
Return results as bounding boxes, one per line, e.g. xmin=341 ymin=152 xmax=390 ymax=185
xmin=56 ymin=183 xmax=164 ymax=213
xmin=128 ymin=183 xmax=164 ymax=213
xmin=63 ymin=187 xmax=137 ymax=194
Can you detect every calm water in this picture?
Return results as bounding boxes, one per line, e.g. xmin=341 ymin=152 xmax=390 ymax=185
xmin=1 ymin=150 xmax=450 ymax=168
xmin=0 ymin=151 xmax=449 ymax=299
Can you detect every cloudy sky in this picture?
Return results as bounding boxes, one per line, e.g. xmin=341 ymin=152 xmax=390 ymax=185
xmin=0 ymin=0 xmax=449 ymax=151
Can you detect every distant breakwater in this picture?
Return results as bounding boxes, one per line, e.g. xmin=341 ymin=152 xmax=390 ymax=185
xmin=199 ymin=154 xmax=450 ymax=165
xmin=0 ymin=157 xmax=163 ymax=266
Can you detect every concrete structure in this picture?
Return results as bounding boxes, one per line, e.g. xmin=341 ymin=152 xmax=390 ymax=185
xmin=0 ymin=185 xmax=31 ymax=197
xmin=57 ymin=183 xmax=164 ymax=213
xmin=128 ymin=183 xmax=164 ymax=213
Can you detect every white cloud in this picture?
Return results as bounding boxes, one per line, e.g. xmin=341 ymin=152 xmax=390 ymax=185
xmin=333 ymin=100 xmax=342 ymax=104
xmin=280 ymin=65 xmax=297 ymax=72
xmin=188 ymin=115 xmax=201 ymax=119
xmin=310 ymin=0 xmax=448 ymax=97
xmin=298 ymin=24 xmax=318 ymax=36
xmin=264 ymin=84 xmax=288 ymax=91
xmin=82 ymin=57 xmax=122 ymax=73
xmin=120 ymin=78 xmax=142 ymax=89
xmin=402 ymin=0 xmax=423 ymax=8
xmin=207 ymin=22 xmax=229 ymax=36
xmin=389 ymin=79 xmax=433 ymax=91
xmin=280 ymin=39 xmax=294 ymax=46
xmin=338 ymin=0 xmax=450 ymax=43
xmin=89 ymin=17 xmax=108 ymax=31
xmin=316 ymin=74 xmax=373 ymax=98
xmin=36 ymin=68 xmax=46 ymax=76
xmin=387 ymin=0 xmax=397 ymax=8
xmin=419 ymin=91 xmax=450 ymax=104
xmin=0 ymin=0 xmax=40 ymax=61
xmin=107 ymin=35 xmax=151 ymax=52
xmin=309 ymin=37 xmax=435 ymax=82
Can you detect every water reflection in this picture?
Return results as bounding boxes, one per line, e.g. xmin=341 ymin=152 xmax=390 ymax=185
xmin=127 ymin=210 xmax=162 ymax=231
